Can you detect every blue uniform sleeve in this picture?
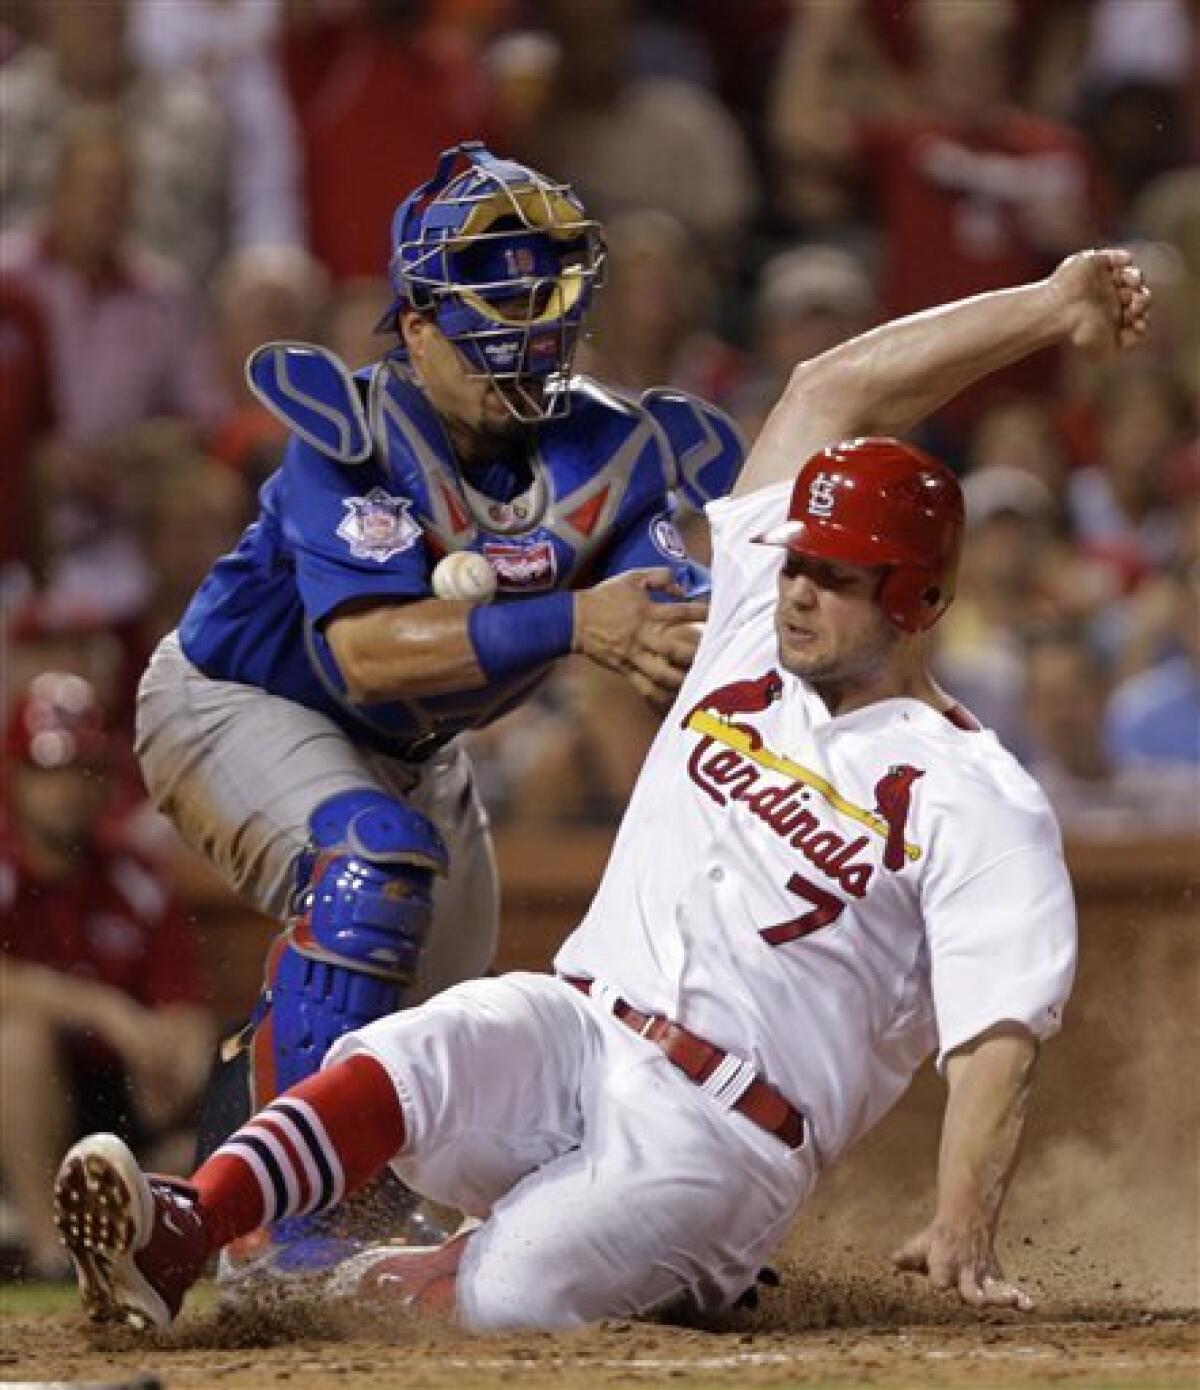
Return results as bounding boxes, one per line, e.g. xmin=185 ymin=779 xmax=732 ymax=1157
xmin=278 ymin=435 xmax=431 ymax=625
xmin=591 ymin=502 xmax=711 ymax=599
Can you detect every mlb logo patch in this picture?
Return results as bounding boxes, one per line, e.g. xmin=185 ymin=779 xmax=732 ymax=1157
xmin=483 ymin=540 xmax=557 ymax=591
xmin=337 ymin=488 xmax=421 ymax=563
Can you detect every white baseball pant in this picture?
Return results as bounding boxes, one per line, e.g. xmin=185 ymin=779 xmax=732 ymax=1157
xmin=328 ymin=973 xmax=816 ymax=1330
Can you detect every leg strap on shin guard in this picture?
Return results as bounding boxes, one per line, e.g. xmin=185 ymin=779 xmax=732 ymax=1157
xmin=251 ymin=790 xmax=448 ymax=1103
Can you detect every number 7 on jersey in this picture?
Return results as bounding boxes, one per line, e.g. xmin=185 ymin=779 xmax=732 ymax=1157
xmin=760 ymin=872 xmax=846 ymax=946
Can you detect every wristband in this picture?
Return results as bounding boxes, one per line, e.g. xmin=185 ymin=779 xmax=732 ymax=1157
xmin=468 ymin=592 xmax=575 ymax=682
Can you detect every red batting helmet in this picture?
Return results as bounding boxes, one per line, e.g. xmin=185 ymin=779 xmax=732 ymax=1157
xmin=5 ymin=672 xmax=110 ymax=770
xmin=756 ymin=437 xmax=964 ymax=633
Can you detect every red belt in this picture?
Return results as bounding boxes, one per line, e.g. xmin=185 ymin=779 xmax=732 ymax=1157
xmin=566 ymin=977 xmax=805 ymax=1151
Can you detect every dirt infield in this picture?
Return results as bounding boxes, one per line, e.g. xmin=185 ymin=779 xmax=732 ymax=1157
xmin=3 ymin=1278 xmax=1196 ymax=1389
xmin=5 ymin=1184 xmax=1197 ymax=1390
xmin=3 ymin=1073 xmax=1197 ymax=1390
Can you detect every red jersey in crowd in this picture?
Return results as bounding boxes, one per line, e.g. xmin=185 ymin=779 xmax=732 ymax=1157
xmin=282 ymin=15 xmax=496 ymax=279
xmin=0 ymin=276 xmax=54 ymax=572
xmin=858 ymin=110 xmax=1107 ymax=435
xmin=860 ymin=112 xmax=1106 ymax=317
xmin=0 ymin=828 xmax=202 ymax=1016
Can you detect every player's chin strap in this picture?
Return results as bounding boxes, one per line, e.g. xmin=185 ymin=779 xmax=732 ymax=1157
xmin=241 ymin=789 xmax=448 ymax=1108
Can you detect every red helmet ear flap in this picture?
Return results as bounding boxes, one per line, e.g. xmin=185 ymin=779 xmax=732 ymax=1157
xmin=879 ymin=566 xmax=952 ymax=633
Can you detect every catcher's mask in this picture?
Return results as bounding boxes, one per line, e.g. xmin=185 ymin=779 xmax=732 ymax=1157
xmin=755 ymin=437 xmax=964 ymax=634
xmin=377 ymin=141 xmax=605 ymax=423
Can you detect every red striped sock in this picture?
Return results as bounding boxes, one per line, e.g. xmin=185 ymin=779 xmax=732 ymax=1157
xmin=192 ymin=1054 xmax=406 ymax=1250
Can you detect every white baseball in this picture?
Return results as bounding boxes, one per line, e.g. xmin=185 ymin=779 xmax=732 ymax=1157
xmin=432 ymin=551 xmax=498 ymax=603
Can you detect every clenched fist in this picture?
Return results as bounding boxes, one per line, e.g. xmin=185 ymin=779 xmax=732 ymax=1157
xmin=1048 ymin=248 xmax=1151 ymax=358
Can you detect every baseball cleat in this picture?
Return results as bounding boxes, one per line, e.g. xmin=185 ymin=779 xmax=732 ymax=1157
xmin=54 ymin=1134 xmax=209 ymax=1331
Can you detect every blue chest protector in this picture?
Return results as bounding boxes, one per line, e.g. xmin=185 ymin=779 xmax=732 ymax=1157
xmin=180 ymin=347 xmax=742 ymax=761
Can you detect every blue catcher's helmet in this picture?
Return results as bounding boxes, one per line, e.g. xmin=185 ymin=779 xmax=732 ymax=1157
xmin=376 ymin=141 xmax=605 ymax=423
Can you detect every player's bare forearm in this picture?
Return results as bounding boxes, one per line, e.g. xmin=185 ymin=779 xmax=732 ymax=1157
xmin=892 ymin=1024 xmax=1038 ymax=1309
xmin=326 ymin=597 xmax=487 ymax=701
xmin=734 ymin=249 xmax=1151 ymax=496
xmin=936 ymin=1026 xmax=1037 ymax=1234
xmin=327 ymin=574 xmax=708 ymax=707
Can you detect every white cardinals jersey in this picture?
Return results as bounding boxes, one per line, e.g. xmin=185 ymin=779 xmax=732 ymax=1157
xmin=556 ymin=481 xmax=1078 ymax=1168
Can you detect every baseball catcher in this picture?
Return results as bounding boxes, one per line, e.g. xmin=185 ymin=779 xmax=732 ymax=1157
xmin=128 ymin=142 xmax=743 ymax=1279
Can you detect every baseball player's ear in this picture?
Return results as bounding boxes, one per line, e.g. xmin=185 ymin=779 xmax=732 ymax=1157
xmin=399 ymin=309 xmax=435 ymax=357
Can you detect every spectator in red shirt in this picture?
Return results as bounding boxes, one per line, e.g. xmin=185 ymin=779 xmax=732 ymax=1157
xmin=0 ymin=276 xmax=54 ymax=590
xmin=280 ymin=0 xmax=495 ymax=280
xmin=0 ymin=108 xmax=229 ymax=452
xmin=1 ymin=108 xmax=230 ymax=626
xmin=0 ymin=672 xmax=212 ymax=1278
xmin=769 ymin=0 xmax=1107 ymax=450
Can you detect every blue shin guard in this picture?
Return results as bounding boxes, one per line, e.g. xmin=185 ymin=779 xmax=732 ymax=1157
xmin=250 ymin=789 xmax=448 ymax=1103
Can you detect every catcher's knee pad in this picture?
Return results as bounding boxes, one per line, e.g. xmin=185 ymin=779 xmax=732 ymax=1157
xmin=252 ymin=789 xmax=448 ymax=1102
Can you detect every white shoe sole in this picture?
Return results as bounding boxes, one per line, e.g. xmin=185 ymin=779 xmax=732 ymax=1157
xmin=53 ymin=1134 xmax=171 ymax=1331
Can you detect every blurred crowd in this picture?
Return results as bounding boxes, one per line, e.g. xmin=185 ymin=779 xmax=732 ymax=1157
xmin=0 ymin=0 xmax=1198 ymax=1272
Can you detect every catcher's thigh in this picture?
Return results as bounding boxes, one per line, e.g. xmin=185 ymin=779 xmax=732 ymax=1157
xmin=135 ymin=632 xmax=498 ymax=1001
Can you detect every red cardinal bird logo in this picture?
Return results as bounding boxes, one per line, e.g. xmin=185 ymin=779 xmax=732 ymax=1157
xmin=873 ymin=764 xmax=924 ymax=872
xmin=684 ymin=670 xmax=784 ymax=750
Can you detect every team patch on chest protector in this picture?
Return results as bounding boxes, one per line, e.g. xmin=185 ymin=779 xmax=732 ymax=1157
xmin=482 ymin=538 xmax=558 ymax=591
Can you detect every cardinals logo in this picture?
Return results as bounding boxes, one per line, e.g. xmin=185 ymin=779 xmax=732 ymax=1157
xmin=873 ymin=765 xmax=925 ymax=872
xmin=684 ymin=669 xmax=784 ymax=751
xmin=680 ymin=678 xmax=926 ymax=893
